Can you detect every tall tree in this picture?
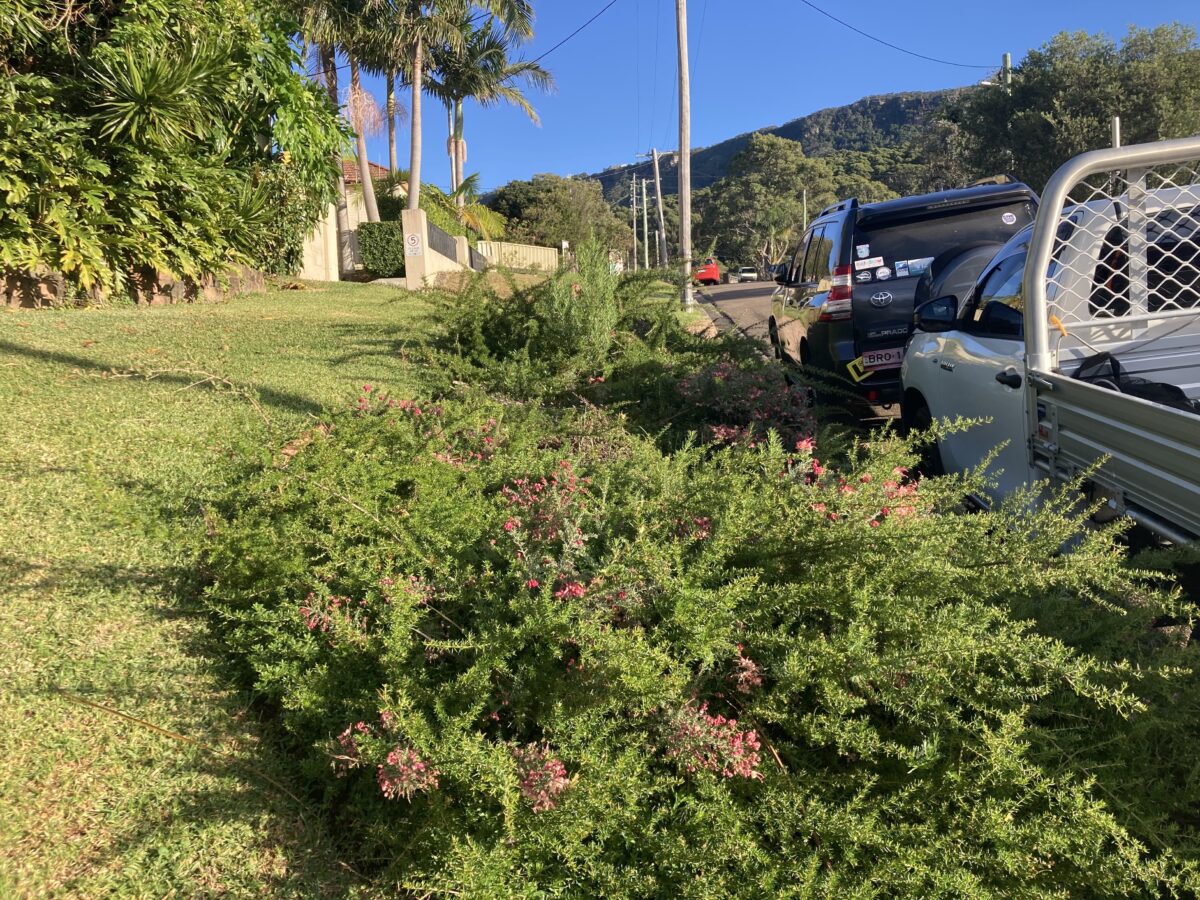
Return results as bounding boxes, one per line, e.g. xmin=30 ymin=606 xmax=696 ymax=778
xmin=695 ymin=134 xmax=835 ymax=267
xmin=399 ymin=0 xmax=534 ymax=211
xmin=486 ymin=174 xmax=630 ymax=249
xmin=297 ymin=1 xmax=359 ymax=273
xmin=428 ymin=14 xmax=551 ymax=207
xmin=955 ymin=24 xmax=1200 ymax=189
xmin=348 ymin=55 xmax=382 ymax=222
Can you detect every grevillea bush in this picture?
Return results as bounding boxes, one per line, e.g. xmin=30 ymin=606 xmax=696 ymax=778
xmin=199 ymin=373 xmax=1200 ymax=894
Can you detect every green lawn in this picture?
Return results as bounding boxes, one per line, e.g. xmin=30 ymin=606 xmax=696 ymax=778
xmin=0 ymin=283 xmax=430 ymax=897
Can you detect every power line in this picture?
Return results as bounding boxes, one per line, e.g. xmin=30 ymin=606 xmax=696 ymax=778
xmin=531 ymin=0 xmax=622 ymax=64
xmin=796 ymin=0 xmax=992 ymax=69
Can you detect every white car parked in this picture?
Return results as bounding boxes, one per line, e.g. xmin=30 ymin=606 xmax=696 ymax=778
xmin=901 ymin=136 xmax=1200 ymax=541
xmin=725 ymin=266 xmax=759 ymax=284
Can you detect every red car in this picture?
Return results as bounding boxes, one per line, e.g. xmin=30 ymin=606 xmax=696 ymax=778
xmin=693 ymin=258 xmax=721 ymax=286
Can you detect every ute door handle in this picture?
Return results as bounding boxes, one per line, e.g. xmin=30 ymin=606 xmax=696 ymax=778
xmin=995 ymin=368 xmax=1023 ymax=389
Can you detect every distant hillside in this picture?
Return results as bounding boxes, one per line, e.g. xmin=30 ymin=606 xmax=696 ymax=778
xmin=592 ymin=88 xmax=965 ymax=201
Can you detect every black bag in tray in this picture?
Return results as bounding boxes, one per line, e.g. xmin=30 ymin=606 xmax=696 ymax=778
xmin=1073 ymin=351 xmax=1200 ymax=414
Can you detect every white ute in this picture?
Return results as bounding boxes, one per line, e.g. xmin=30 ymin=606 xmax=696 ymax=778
xmin=901 ymin=136 xmax=1200 ymax=542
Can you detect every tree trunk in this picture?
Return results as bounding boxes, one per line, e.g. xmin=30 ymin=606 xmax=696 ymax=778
xmin=446 ymin=103 xmax=457 ymax=192
xmin=407 ymin=35 xmax=423 ymax=210
xmin=454 ymin=99 xmax=465 ymax=208
xmin=321 ymin=43 xmax=355 ymax=276
xmin=386 ymin=70 xmax=398 ymax=175
xmin=350 ymin=57 xmax=381 ymax=223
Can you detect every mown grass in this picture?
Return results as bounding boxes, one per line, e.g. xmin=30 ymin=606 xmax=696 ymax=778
xmin=0 ymin=283 xmax=431 ymax=897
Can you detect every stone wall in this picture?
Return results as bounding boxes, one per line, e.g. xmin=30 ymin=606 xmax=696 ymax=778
xmin=2 ymin=266 xmax=266 ymax=308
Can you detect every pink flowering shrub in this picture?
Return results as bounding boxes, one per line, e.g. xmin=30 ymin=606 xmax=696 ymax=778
xmin=377 ymin=746 xmax=440 ymax=801
xmin=201 ymin=321 xmax=1198 ymax=894
xmin=512 ymin=743 xmax=571 ymax=812
xmin=665 ymin=702 xmax=763 ymax=780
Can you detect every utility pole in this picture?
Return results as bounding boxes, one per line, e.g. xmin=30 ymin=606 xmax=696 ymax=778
xmin=651 ymin=149 xmax=669 ymax=267
xmin=630 ymin=174 xmax=639 ymax=272
xmin=642 ymin=178 xmax=650 ymax=270
xmin=675 ymin=0 xmax=693 ymax=307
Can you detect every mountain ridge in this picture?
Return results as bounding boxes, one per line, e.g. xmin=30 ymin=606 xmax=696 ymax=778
xmin=588 ymin=87 xmax=966 ymax=200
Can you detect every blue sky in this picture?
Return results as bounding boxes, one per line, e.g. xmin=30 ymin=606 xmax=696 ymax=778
xmin=358 ymin=0 xmax=1198 ymax=193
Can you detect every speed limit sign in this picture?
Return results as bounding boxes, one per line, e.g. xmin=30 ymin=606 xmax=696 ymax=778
xmin=405 ymin=233 xmax=424 ymax=257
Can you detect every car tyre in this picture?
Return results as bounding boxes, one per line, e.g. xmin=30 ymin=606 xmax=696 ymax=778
xmin=904 ymin=399 xmax=944 ymax=477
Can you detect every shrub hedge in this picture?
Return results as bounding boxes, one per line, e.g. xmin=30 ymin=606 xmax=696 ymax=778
xmin=198 ymin=247 xmax=1200 ymax=895
xmin=357 ymin=222 xmax=407 ymax=278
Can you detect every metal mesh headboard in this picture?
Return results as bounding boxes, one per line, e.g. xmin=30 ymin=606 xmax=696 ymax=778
xmin=1025 ymin=135 xmax=1200 ymax=372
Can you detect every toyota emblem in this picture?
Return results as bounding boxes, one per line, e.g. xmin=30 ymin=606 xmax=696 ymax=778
xmin=869 ymin=291 xmax=894 ymax=308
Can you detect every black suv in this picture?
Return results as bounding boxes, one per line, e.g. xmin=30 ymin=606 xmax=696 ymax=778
xmin=770 ymin=182 xmax=1038 ymax=407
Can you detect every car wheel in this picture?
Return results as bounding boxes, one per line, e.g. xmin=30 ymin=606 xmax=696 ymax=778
xmin=904 ymin=399 xmax=944 ymax=477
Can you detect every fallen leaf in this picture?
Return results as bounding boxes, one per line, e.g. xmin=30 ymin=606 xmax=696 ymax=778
xmin=82 ymin=340 xmax=97 ymax=348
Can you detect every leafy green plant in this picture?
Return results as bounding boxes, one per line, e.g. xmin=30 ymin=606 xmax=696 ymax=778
xmin=199 ymin=381 xmax=1200 ymax=896
xmin=356 ymin=221 xmax=407 ymax=278
xmin=0 ymin=0 xmax=347 ymax=296
xmin=195 ymin=249 xmax=1200 ymax=895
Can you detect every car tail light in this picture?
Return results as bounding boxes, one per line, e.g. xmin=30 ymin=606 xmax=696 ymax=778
xmin=818 ymin=266 xmax=854 ymax=321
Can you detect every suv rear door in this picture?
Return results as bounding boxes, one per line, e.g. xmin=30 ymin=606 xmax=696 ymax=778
xmin=850 ymin=197 xmax=1036 ymax=376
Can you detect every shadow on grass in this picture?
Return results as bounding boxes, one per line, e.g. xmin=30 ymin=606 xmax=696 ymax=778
xmin=0 ymin=339 xmax=326 ymax=419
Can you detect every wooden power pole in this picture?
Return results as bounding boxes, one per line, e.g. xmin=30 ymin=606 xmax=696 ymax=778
xmin=630 ymin=174 xmax=638 ymax=272
xmin=651 ymin=149 xmax=669 ymax=267
xmin=675 ymin=0 xmax=693 ymax=306
xmin=642 ymin=178 xmax=650 ymax=269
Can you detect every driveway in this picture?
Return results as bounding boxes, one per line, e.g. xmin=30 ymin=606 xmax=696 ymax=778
xmin=695 ymin=282 xmax=775 ymax=345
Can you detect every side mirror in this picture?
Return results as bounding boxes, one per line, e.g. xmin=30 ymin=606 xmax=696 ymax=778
xmin=775 ymin=270 xmax=790 ymax=285
xmin=914 ymin=295 xmax=958 ymax=332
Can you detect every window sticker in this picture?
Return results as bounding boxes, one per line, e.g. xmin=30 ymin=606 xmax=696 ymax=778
xmin=856 ymin=244 xmax=871 ymax=259
xmin=875 ymin=266 xmax=892 ymax=280
xmin=906 ymin=257 xmax=934 ymax=276
xmin=894 ymin=260 xmax=910 ymax=278
xmin=854 ymin=256 xmax=884 ymax=271
xmin=855 ymin=270 xmax=873 ymax=283
xmin=1002 ymin=212 xmax=1017 ymax=225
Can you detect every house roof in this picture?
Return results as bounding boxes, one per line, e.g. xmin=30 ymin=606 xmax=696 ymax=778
xmin=342 ymin=159 xmax=391 ymax=185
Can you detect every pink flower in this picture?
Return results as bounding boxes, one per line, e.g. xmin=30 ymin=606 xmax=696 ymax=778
xmin=554 ymin=581 xmax=586 ymax=600
xmin=377 ymin=746 xmax=439 ymax=801
xmin=731 ymin=646 xmax=763 ymax=694
xmin=363 ymin=384 xmax=373 ymax=392
xmin=512 ymin=743 xmax=570 ymax=812
xmin=525 ymin=578 xmax=540 ymax=589
xmin=794 ymin=437 xmax=815 ymax=452
xmin=503 ymin=518 xmax=520 ymax=532
xmin=665 ymin=703 xmax=763 ymax=780
xmin=859 ymin=473 xmax=872 ymax=483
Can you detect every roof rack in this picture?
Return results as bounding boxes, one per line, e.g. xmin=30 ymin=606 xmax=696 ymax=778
xmin=815 ymin=197 xmax=859 ymax=219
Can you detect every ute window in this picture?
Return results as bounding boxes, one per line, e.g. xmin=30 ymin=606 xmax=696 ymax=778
xmin=856 ymin=202 xmax=1035 ymax=276
xmin=1088 ymin=204 xmax=1200 ymax=317
xmin=968 ymin=249 xmax=1027 ymax=339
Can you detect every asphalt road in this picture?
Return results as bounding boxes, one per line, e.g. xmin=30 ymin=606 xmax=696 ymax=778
xmin=695 ymin=281 xmax=775 ymax=344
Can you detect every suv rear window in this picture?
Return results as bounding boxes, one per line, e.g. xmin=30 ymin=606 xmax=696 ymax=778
xmin=853 ymin=201 xmax=1036 ymax=282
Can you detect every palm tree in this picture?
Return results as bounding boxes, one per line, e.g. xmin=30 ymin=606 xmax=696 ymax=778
xmin=428 ymin=14 xmax=552 ymax=206
xmin=294 ymin=1 xmax=359 ymax=273
xmin=398 ymin=0 xmax=534 ymax=211
xmin=348 ymin=53 xmax=383 ymax=222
